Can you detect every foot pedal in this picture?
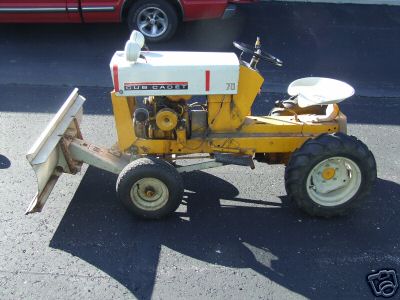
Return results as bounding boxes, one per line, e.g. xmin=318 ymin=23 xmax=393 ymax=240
xmin=214 ymin=153 xmax=255 ymax=169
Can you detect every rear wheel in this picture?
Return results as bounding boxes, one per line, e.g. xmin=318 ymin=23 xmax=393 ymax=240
xmin=127 ymin=0 xmax=178 ymax=42
xmin=116 ymin=157 xmax=184 ymax=219
xmin=285 ymin=133 xmax=376 ymax=217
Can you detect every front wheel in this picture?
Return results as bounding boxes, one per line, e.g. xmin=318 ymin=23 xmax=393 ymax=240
xmin=116 ymin=157 xmax=184 ymax=219
xmin=285 ymin=133 xmax=376 ymax=217
xmin=127 ymin=0 xmax=178 ymax=42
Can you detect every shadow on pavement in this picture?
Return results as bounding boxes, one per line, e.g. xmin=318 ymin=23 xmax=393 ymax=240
xmin=50 ymin=167 xmax=399 ymax=299
xmin=0 ymin=154 xmax=11 ymax=169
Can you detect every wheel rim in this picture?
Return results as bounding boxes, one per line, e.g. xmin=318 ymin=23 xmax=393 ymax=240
xmin=136 ymin=7 xmax=168 ymax=38
xmin=306 ymin=156 xmax=362 ymax=206
xmin=130 ymin=177 xmax=169 ymax=211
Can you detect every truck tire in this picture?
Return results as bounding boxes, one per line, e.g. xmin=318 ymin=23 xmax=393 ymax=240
xmin=285 ymin=133 xmax=376 ymax=217
xmin=116 ymin=157 xmax=184 ymax=219
xmin=127 ymin=0 xmax=178 ymax=42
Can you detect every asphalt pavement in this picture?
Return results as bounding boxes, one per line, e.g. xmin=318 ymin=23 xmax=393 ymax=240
xmin=0 ymin=2 xmax=400 ymax=299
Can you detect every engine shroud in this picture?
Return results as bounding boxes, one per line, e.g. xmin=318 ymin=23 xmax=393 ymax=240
xmin=134 ymin=96 xmax=207 ymax=140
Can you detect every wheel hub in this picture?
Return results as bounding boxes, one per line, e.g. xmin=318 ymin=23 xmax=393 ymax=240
xmin=321 ymin=167 xmax=336 ymax=180
xmin=130 ymin=177 xmax=169 ymax=211
xmin=144 ymin=187 xmax=156 ymax=198
xmin=137 ymin=7 xmax=168 ymax=38
xmin=306 ymin=157 xmax=362 ymax=206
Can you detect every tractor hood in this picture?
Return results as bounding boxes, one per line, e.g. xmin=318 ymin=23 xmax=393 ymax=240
xmin=110 ymin=50 xmax=240 ymax=97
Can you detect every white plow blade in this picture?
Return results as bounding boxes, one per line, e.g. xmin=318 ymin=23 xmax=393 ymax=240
xmin=26 ymin=88 xmax=86 ymax=214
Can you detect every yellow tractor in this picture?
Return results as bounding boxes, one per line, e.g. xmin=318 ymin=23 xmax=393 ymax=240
xmin=26 ymin=31 xmax=376 ymax=219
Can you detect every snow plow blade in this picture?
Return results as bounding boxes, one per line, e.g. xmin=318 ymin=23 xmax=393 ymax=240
xmin=26 ymin=88 xmax=85 ymax=214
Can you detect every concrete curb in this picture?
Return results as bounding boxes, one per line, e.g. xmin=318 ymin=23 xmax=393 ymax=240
xmin=262 ymin=0 xmax=400 ymax=5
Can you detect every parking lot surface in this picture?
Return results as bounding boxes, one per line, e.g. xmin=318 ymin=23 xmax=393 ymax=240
xmin=1 ymin=2 xmax=400 ymax=299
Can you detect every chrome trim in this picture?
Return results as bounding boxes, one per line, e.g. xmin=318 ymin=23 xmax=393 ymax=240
xmin=81 ymin=6 xmax=115 ymax=12
xmin=0 ymin=7 xmax=66 ymax=13
xmin=176 ymin=0 xmax=184 ymax=18
xmin=222 ymin=4 xmax=237 ymax=20
xmin=67 ymin=7 xmax=79 ymax=12
xmin=136 ymin=6 xmax=168 ymax=38
xmin=121 ymin=0 xmax=129 ymax=18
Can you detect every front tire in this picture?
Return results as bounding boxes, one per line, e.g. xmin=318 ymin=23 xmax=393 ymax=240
xmin=127 ymin=0 xmax=178 ymax=42
xmin=116 ymin=157 xmax=184 ymax=219
xmin=285 ymin=133 xmax=376 ymax=217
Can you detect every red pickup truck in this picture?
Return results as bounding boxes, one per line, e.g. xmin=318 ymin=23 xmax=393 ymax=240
xmin=0 ymin=0 xmax=257 ymax=41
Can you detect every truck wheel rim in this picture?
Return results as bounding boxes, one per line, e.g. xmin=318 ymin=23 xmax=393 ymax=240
xmin=137 ymin=7 xmax=168 ymax=38
xmin=130 ymin=178 xmax=169 ymax=211
xmin=306 ymin=156 xmax=362 ymax=206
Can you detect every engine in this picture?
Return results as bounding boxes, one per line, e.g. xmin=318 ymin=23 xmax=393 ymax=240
xmin=133 ymin=95 xmax=207 ymax=140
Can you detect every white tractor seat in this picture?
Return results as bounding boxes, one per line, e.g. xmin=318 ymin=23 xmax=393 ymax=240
xmin=288 ymin=77 xmax=355 ymax=108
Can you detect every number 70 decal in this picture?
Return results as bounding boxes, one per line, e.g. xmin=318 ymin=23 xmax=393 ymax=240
xmin=226 ymin=82 xmax=236 ymax=90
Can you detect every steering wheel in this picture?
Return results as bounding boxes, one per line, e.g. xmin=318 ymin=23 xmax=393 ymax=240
xmin=233 ymin=41 xmax=283 ymax=67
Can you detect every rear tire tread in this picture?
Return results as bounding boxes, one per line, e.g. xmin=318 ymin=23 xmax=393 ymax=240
xmin=285 ymin=133 xmax=377 ymax=217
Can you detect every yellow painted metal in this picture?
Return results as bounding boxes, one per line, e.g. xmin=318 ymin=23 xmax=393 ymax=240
xmin=322 ymin=167 xmax=336 ymax=180
xmin=176 ymin=128 xmax=186 ymax=146
xmin=156 ymin=108 xmax=178 ymax=131
xmin=110 ymin=92 xmax=137 ymax=151
xmin=207 ymin=94 xmax=233 ymax=131
xmin=109 ymin=64 xmax=342 ymax=160
xmin=129 ymin=112 xmax=339 ymax=156
xmin=231 ymin=65 xmax=264 ymax=121
xmin=207 ymin=65 xmax=264 ymax=131
xmin=240 ymin=116 xmax=339 ymax=135
xmin=127 ymin=96 xmax=136 ymax=114
xmin=132 ymin=135 xmax=312 ymax=155
xmin=114 ymin=115 xmax=339 ymax=156
xmin=166 ymin=95 xmax=192 ymax=102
